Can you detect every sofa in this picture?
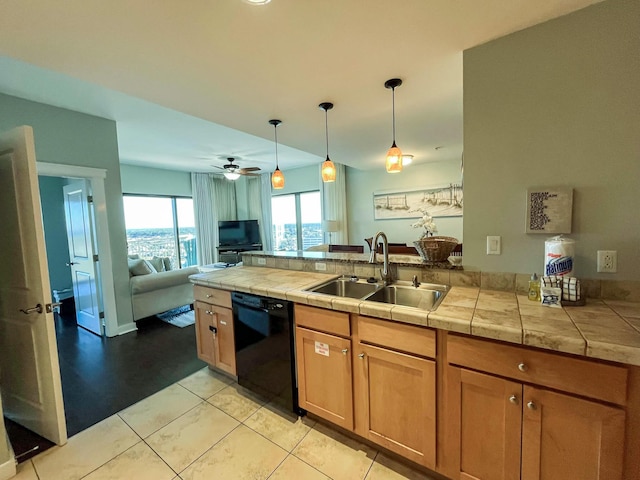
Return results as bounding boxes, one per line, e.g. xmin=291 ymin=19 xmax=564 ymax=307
xmin=128 ymin=255 xmax=200 ymax=321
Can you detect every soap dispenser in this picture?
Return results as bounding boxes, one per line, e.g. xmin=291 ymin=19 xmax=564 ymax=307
xmin=528 ymin=273 xmax=541 ymax=301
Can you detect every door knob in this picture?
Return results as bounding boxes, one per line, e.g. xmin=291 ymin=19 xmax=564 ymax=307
xmin=518 ymin=363 xmax=528 ymax=372
xmin=20 ymin=304 xmax=43 ymax=314
xmin=509 ymin=395 xmax=518 ymax=404
xmin=66 ymin=262 xmax=77 ymax=266
xmin=358 ymin=353 xmax=365 ymax=359
xmin=527 ymin=401 xmax=537 ymax=410
xmin=342 ymin=348 xmax=348 ymax=355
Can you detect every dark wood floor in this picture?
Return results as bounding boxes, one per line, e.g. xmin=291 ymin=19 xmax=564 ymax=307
xmin=5 ymin=309 xmax=206 ymax=462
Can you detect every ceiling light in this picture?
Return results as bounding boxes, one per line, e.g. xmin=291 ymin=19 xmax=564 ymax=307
xmin=269 ymin=119 xmax=284 ymax=190
xmin=319 ymin=102 xmax=336 ymax=183
xmin=384 ymin=78 xmax=403 ymax=173
xmin=224 ymin=171 xmax=241 ymax=180
xmin=243 ymin=0 xmax=271 ymax=5
xmin=402 ymin=154 xmax=413 ymax=166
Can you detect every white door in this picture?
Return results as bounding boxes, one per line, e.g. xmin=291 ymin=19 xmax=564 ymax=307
xmin=63 ymin=180 xmax=103 ymax=335
xmin=0 ymin=126 xmax=67 ymax=445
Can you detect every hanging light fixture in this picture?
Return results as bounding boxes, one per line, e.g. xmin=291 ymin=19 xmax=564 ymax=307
xmin=318 ymin=102 xmax=336 ymax=183
xmin=223 ymin=171 xmax=241 ymax=181
xmin=384 ymin=78 xmax=403 ymax=173
xmin=269 ymin=119 xmax=285 ymax=189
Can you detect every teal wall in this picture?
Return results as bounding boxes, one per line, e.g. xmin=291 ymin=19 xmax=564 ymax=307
xmin=463 ymin=0 xmax=640 ymax=279
xmin=38 ymin=176 xmax=73 ymax=294
xmin=120 ymin=164 xmax=192 ymax=196
xmin=0 ymin=93 xmax=133 ymax=327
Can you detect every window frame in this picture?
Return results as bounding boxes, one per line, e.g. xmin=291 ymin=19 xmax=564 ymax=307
xmin=122 ymin=193 xmax=195 ymax=268
xmin=271 ymin=189 xmax=321 ymax=251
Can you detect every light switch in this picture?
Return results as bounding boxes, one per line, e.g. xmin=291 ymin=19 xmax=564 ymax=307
xmin=487 ymin=236 xmax=501 ymax=255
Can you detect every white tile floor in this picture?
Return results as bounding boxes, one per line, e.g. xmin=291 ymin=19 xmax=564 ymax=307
xmin=14 ymin=368 xmax=437 ymax=480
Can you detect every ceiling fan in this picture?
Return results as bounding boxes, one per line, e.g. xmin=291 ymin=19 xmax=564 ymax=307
xmin=213 ymin=157 xmax=261 ymax=180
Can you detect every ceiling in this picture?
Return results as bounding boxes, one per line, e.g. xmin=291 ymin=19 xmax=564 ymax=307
xmin=0 ymin=0 xmax=602 ymax=174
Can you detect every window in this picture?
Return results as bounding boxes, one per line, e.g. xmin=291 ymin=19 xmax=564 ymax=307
xmin=123 ymin=195 xmax=197 ymax=268
xmin=271 ymin=191 xmax=322 ymax=251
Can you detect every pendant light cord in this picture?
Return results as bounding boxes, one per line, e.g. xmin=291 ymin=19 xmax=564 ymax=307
xmin=325 ymin=109 xmax=330 ymax=159
xmin=391 ymin=86 xmax=397 ymax=145
xmin=274 ymin=124 xmax=279 ymax=169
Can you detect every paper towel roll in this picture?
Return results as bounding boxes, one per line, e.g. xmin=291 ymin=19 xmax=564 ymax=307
xmin=544 ymin=236 xmax=575 ymax=277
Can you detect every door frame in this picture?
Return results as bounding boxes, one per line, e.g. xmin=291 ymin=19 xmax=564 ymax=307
xmin=37 ymin=162 xmax=118 ymax=337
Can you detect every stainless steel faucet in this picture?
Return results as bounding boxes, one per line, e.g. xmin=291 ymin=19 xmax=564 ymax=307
xmin=369 ymin=231 xmax=391 ymax=284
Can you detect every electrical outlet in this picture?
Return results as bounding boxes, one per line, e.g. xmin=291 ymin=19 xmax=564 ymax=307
xmin=597 ymin=250 xmax=617 ymax=273
xmin=315 ymin=262 xmax=327 ymax=271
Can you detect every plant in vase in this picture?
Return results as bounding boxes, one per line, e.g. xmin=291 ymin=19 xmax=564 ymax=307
xmin=409 ymin=206 xmax=457 ymax=262
xmin=410 ymin=206 xmax=438 ymax=239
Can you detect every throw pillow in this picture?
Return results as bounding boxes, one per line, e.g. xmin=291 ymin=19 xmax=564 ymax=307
xmin=128 ymin=258 xmax=157 ymax=276
xmin=162 ymin=257 xmax=172 ymax=271
xmin=149 ymin=256 xmax=166 ymax=273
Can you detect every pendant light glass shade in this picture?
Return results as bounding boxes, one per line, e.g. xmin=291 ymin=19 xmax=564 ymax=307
xmin=319 ymin=102 xmax=336 ymax=183
xmin=224 ymin=171 xmax=241 ymax=180
xmin=384 ymin=78 xmax=403 ymax=173
xmin=269 ymin=119 xmax=284 ymax=190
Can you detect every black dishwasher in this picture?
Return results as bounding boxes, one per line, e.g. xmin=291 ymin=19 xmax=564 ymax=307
xmin=231 ymin=292 xmax=303 ymax=415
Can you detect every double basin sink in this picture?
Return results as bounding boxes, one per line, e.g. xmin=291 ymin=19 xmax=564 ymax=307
xmin=306 ymin=275 xmax=448 ymax=310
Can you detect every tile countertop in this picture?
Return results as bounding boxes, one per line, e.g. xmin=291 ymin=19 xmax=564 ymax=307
xmin=190 ymin=266 xmax=640 ymax=368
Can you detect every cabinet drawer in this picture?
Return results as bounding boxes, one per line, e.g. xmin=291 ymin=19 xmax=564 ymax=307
xmin=356 ymin=315 xmax=435 ymax=358
xmin=194 ymin=285 xmax=232 ymax=308
xmin=447 ymin=334 xmax=628 ymax=406
xmin=295 ymin=304 xmax=350 ymax=337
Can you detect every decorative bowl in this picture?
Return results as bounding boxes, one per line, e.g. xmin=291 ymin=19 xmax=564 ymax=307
xmin=413 ymin=236 xmax=458 ymax=262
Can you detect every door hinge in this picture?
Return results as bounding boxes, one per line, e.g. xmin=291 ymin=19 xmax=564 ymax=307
xmin=93 ymin=254 xmax=99 ymax=262
xmin=99 ymin=311 xmax=105 ymax=319
xmin=87 ymin=195 xmax=94 ymax=203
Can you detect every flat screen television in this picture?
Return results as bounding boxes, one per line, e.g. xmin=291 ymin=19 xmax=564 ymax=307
xmin=218 ymin=220 xmax=261 ymax=246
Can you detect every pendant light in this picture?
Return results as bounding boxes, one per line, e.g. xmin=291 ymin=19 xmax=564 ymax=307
xmin=384 ymin=78 xmax=403 ymax=173
xmin=318 ymin=102 xmax=336 ymax=183
xmin=269 ymin=119 xmax=285 ymax=189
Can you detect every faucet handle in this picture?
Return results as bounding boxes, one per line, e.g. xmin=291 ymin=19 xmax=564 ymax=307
xmin=412 ymin=275 xmax=421 ymax=288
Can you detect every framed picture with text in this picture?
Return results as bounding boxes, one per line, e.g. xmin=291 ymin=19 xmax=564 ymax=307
xmin=525 ymin=186 xmax=573 ymax=234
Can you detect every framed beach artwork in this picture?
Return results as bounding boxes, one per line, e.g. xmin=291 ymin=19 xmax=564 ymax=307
xmin=373 ymin=184 xmax=463 ymax=220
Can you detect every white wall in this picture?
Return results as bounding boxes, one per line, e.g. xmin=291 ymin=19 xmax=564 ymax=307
xmin=346 ymin=161 xmax=464 ymax=249
xmin=120 ymin=164 xmax=192 ymax=196
xmin=463 ymin=0 xmax=640 ymax=280
xmin=273 ymin=165 xmax=319 ymax=195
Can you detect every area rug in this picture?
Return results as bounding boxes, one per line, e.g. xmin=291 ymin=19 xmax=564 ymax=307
xmin=157 ymin=305 xmax=195 ymax=328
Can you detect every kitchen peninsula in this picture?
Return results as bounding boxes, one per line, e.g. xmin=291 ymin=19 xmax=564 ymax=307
xmin=190 ymin=253 xmax=640 ymax=480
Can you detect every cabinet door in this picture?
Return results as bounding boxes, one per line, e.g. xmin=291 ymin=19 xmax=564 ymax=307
xmin=295 ymin=326 xmax=353 ymax=430
xmin=447 ymin=367 xmax=522 ymax=480
xmin=194 ymin=300 xmax=216 ymax=365
xmin=354 ymin=343 xmax=436 ymax=469
xmin=212 ymin=305 xmax=236 ymax=375
xmin=521 ymin=386 xmax=625 ymax=480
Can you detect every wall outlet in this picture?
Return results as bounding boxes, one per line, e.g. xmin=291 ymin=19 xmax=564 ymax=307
xmin=315 ymin=262 xmax=327 ymax=271
xmin=597 ymin=250 xmax=617 ymax=273
xmin=486 ymin=236 xmax=501 ymax=255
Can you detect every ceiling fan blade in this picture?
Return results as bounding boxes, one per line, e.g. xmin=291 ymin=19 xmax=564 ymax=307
xmin=211 ymin=165 xmax=225 ymax=170
xmin=239 ymin=167 xmax=261 ymax=173
xmin=241 ymin=172 xmax=261 ymax=177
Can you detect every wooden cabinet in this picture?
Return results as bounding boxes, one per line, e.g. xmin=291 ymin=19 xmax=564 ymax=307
xmin=445 ymin=334 xmax=627 ymax=480
xmin=194 ymin=287 xmax=236 ymax=375
xmin=295 ymin=302 xmax=353 ymax=429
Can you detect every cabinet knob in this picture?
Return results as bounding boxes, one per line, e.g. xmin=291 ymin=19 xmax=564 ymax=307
xmin=341 ymin=348 xmax=349 ymax=355
xmin=220 ymin=320 xmax=227 ymax=326
xmin=358 ymin=353 xmax=365 ymax=359
xmin=527 ymin=401 xmax=537 ymax=410
xmin=509 ymin=395 xmax=518 ymax=404
xmin=518 ymin=362 xmax=528 ymax=372
xmin=206 ymin=293 xmax=213 ymax=298
xmin=205 ymin=310 xmax=213 ymax=315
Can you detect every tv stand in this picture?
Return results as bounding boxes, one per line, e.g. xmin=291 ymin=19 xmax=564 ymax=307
xmin=217 ymin=244 xmax=263 ymax=264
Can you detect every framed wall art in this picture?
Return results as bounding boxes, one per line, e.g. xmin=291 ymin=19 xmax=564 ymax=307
xmin=373 ymin=184 xmax=463 ymax=220
xmin=525 ymin=186 xmax=573 ymax=234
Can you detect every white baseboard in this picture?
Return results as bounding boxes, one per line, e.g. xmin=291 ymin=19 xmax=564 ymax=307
xmin=0 ymin=456 xmax=16 ymax=480
xmin=116 ymin=322 xmax=138 ymax=336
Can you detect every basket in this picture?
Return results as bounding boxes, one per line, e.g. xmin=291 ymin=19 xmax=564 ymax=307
xmin=413 ymin=236 xmax=459 ymax=262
